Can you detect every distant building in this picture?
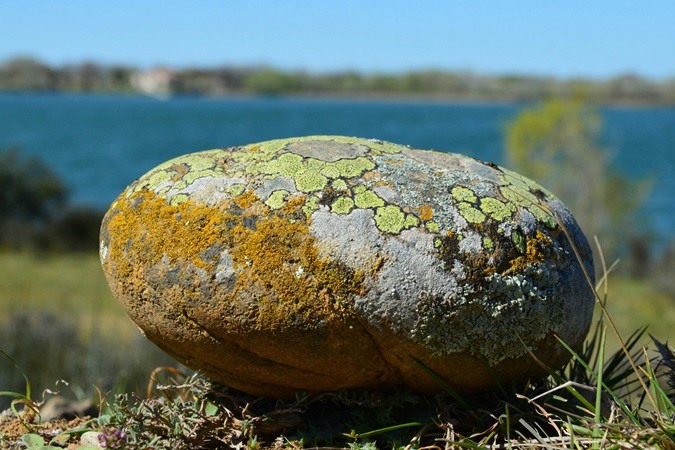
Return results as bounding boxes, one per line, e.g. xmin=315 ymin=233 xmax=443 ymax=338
xmin=130 ymin=67 xmax=175 ymax=97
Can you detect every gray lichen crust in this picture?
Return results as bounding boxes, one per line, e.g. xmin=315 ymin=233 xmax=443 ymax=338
xmin=100 ymin=135 xmax=595 ymax=397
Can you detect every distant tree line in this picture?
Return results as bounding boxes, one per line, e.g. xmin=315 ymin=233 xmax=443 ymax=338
xmin=1 ymin=56 xmax=675 ymax=104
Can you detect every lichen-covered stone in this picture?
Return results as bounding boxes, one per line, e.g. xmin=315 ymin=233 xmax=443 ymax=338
xmin=100 ymin=135 xmax=595 ymax=398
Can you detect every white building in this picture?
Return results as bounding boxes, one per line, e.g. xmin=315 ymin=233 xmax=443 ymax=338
xmin=130 ymin=67 xmax=174 ymax=98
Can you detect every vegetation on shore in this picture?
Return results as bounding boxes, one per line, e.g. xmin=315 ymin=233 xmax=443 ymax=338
xmin=505 ymin=97 xmax=652 ymax=265
xmin=0 ymin=148 xmax=103 ymax=254
xmin=2 ymin=56 xmax=675 ymax=104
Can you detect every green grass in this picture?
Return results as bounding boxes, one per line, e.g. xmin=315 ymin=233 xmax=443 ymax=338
xmin=0 ymin=252 xmax=178 ymax=409
xmin=0 ymin=252 xmax=119 ymax=314
xmin=0 ymin=252 xmax=126 ymax=339
xmin=601 ymin=275 xmax=674 ymax=343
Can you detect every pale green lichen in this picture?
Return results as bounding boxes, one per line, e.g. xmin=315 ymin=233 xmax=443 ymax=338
xmin=264 ymin=152 xmax=304 ymax=178
xmin=529 ymin=205 xmax=559 ymax=229
xmin=265 ymin=190 xmax=289 ymax=209
xmin=318 ymin=135 xmax=403 ymax=155
xmin=305 ymin=158 xmax=326 ymax=172
xmin=499 ymin=167 xmax=555 ymax=198
xmin=226 ymin=184 xmax=246 ymax=197
xmin=451 ymin=186 xmax=477 ymax=203
xmin=374 ymin=205 xmax=406 ymax=234
xmin=480 ymin=197 xmax=515 ymax=221
xmin=354 ymin=189 xmax=385 ymax=209
xmin=180 ymin=154 xmax=218 ymax=172
xmin=169 ymin=194 xmax=188 ymax=206
xmin=331 ymin=197 xmax=355 ymax=214
xmin=170 ymin=180 xmax=188 ymax=191
xmin=500 ymin=185 xmax=540 ymax=207
xmin=124 ymin=150 xmax=229 ymax=199
xmin=319 ymin=164 xmax=342 ymax=179
xmin=404 ymin=214 xmax=420 ymax=229
xmin=294 ymin=170 xmax=329 ymax=193
xmin=184 ymin=170 xmax=212 ymax=185
xmin=332 ymin=179 xmax=348 ymax=190
xmin=302 ymin=195 xmax=320 ymax=216
xmin=457 ymin=202 xmax=486 ymax=223
xmin=500 ymin=186 xmax=558 ymax=229
xmin=426 ymin=221 xmax=440 ymax=233
xmin=483 ymin=237 xmax=495 ymax=252
xmin=332 ymin=157 xmax=377 ymax=178
xmin=127 ymin=171 xmax=170 ymax=199
xmin=241 ymin=142 xmax=377 ymax=195
xmin=512 ymin=231 xmax=526 ymax=254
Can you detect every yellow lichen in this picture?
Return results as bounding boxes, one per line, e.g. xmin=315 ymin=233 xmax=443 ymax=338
xmin=480 ymin=197 xmax=515 ymax=222
xmin=507 ymin=230 xmax=551 ymax=274
xmin=403 ymin=214 xmax=420 ymax=229
xmin=418 ymin=204 xmax=434 ymax=221
xmin=265 ymin=190 xmax=289 ymax=209
xmin=221 ymin=205 xmax=366 ymax=331
xmin=354 ymin=189 xmax=384 ymax=209
xmin=104 ymin=188 xmax=369 ymax=333
xmin=105 ymin=191 xmax=230 ymax=276
xmin=234 ymin=190 xmax=258 ymax=209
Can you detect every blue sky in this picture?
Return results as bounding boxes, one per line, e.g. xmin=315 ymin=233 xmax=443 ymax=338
xmin=2 ymin=1 xmax=674 ymax=79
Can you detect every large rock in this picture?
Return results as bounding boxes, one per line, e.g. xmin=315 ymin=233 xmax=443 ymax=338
xmin=100 ymin=136 xmax=595 ymax=398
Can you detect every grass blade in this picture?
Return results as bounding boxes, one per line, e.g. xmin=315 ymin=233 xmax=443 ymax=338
xmin=556 ymin=335 xmax=639 ymax=423
xmin=1 ymin=349 xmax=31 ymax=400
xmin=592 ymin=325 xmax=606 ymax=444
xmin=344 ymin=421 xmax=431 ymax=439
xmin=412 ymin=358 xmax=471 ymax=410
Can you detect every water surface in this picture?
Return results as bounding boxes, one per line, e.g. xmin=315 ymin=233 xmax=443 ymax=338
xmin=1 ymin=93 xmax=672 ymax=244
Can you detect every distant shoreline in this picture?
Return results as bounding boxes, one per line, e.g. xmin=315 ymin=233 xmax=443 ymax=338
xmin=2 ymin=56 xmax=674 ymax=107
xmin=2 ymin=89 xmax=674 ymax=109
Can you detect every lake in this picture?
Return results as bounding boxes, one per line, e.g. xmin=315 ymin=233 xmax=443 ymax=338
xmin=0 ymin=93 xmax=673 ymax=246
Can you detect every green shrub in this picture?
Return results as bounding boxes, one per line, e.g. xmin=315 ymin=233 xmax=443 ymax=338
xmin=0 ymin=148 xmax=102 ymax=253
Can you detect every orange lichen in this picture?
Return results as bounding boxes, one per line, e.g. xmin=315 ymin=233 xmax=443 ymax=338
xmin=281 ymin=194 xmax=309 ymax=217
xmin=373 ymin=180 xmax=393 ymax=188
xmin=103 ymin=188 xmax=369 ymax=333
xmin=383 ymin=159 xmax=404 ymax=165
xmin=224 ymin=213 xmax=364 ymax=330
xmin=233 ymin=190 xmax=259 ymax=209
xmin=507 ymin=230 xmax=551 ymax=274
xmin=362 ymin=171 xmax=382 ymax=182
xmin=418 ymin=204 xmax=434 ymax=221
xmin=105 ymin=191 xmax=229 ymax=276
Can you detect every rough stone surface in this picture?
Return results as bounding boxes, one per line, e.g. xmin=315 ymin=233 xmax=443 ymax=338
xmin=100 ymin=135 xmax=595 ymax=398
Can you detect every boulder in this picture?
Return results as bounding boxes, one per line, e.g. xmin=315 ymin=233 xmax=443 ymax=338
xmin=100 ymin=136 xmax=595 ymax=398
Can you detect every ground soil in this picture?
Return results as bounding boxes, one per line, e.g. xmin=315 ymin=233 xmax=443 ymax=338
xmin=0 ymin=413 xmax=91 ymax=449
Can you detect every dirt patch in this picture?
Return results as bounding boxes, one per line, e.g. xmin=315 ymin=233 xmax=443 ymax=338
xmin=0 ymin=412 xmax=91 ymax=448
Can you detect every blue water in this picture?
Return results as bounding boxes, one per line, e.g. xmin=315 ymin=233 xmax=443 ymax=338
xmin=0 ymin=93 xmax=673 ymax=244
